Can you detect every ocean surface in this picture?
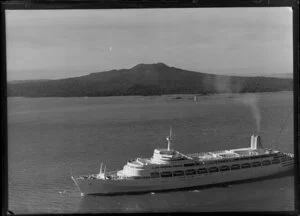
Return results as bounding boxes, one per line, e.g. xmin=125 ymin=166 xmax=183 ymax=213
xmin=7 ymin=91 xmax=294 ymax=213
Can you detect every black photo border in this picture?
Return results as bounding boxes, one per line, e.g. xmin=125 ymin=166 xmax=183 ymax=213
xmin=1 ymin=0 xmax=299 ymax=215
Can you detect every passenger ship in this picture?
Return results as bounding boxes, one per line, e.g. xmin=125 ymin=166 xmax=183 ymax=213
xmin=71 ymin=130 xmax=294 ymax=196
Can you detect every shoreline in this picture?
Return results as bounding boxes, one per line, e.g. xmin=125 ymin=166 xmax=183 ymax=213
xmin=6 ymin=90 xmax=292 ymax=99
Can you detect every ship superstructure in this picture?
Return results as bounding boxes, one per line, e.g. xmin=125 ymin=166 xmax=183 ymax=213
xmin=71 ymin=131 xmax=294 ymax=196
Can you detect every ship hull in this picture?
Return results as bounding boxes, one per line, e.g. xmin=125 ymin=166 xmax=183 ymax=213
xmin=72 ymin=162 xmax=293 ymax=196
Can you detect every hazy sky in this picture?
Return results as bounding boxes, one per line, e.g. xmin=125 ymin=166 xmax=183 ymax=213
xmin=6 ymin=8 xmax=293 ymax=81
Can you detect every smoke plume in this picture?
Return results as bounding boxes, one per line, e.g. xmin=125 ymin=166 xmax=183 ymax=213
xmin=236 ymin=94 xmax=261 ymax=133
xmin=211 ymin=74 xmax=261 ymax=133
xmin=213 ymin=75 xmax=243 ymax=94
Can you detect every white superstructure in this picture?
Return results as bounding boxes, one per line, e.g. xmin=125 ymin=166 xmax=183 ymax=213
xmin=71 ymin=132 xmax=294 ymax=196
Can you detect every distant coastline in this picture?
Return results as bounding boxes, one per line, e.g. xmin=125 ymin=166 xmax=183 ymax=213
xmin=7 ymin=91 xmax=293 ymax=99
xmin=7 ymin=63 xmax=293 ymax=98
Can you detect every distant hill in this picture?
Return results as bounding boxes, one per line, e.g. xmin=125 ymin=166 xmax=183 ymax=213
xmin=8 ymin=79 xmax=52 ymax=84
xmin=7 ymin=63 xmax=293 ymax=97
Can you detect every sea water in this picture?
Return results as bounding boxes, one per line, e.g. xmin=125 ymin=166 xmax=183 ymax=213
xmin=7 ymin=92 xmax=294 ymax=213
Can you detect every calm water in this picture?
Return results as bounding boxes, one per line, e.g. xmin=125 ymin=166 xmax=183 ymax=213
xmin=8 ymin=92 xmax=294 ymax=213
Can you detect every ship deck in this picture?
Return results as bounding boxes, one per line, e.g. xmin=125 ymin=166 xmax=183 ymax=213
xmin=187 ymin=147 xmax=278 ymax=161
xmin=127 ymin=147 xmax=278 ymax=166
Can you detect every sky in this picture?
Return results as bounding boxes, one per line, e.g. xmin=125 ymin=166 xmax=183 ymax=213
xmin=6 ymin=8 xmax=293 ymax=81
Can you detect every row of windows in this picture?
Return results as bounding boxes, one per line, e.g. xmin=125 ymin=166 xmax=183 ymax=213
xmin=151 ymin=163 xmax=201 ymax=169
xmin=280 ymin=157 xmax=293 ymax=162
xmin=184 ymin=162 xmax=202 ymax=167
xmin=160 ymin=165 xmax=172 ymax=168
xmin=147 ymin=160 xmax=278 ymax=178
xmin=157 ymin=158 xmax=277 ymax=169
